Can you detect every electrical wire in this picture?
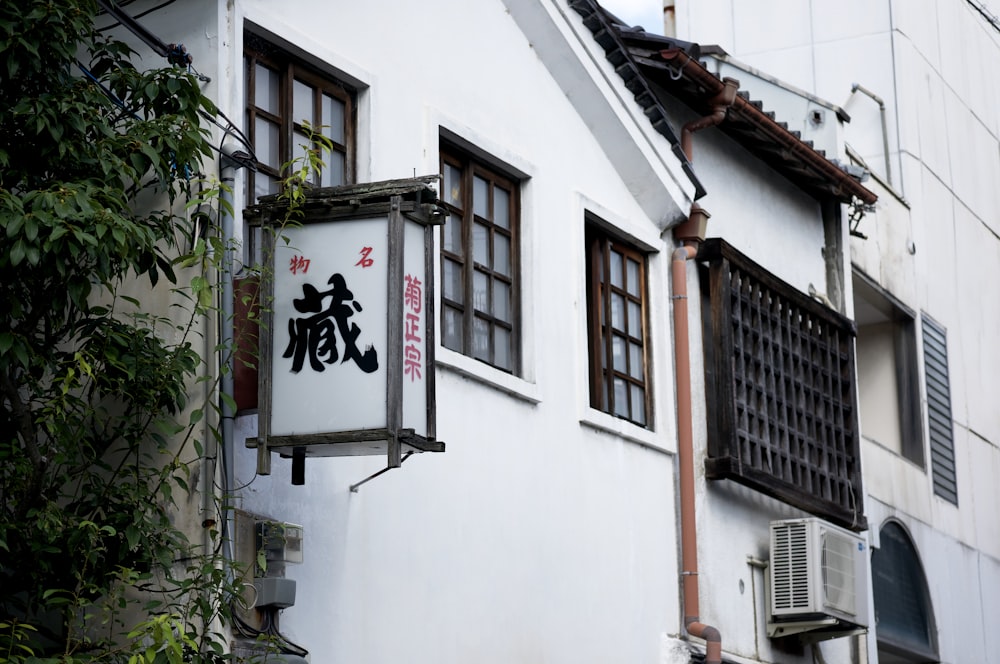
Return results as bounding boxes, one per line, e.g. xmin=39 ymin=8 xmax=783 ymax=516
xmin=76 ymin=60 xmax=140 ymax=120
xmin=200 ymin=108 xmax=257 ymax=162
xmin=966 ymin=0 xmax=1000 ymax=35
xmin=264 ymin=608 xmax=309 ymax=657
xmin=97 ymin=0 xmax=176 ymax=32
xmin=95 ymin=0 xmax=171 ymax=57
xmin=231 ymin=604 xmax=309 ymax=657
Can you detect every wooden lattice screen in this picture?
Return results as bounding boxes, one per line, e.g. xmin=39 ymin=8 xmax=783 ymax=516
xmin=699 ymin=239 xmax=866 ymax=532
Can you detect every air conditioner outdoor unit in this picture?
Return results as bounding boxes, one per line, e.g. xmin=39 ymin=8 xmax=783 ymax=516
xmin=767 ymin=517 xmax=870 ymax=640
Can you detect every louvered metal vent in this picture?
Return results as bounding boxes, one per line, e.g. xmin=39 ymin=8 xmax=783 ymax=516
xmin=771 ymin=520 xmax=810 ymax=611
xmin=922 ymin=314 xmax=956 ymax=505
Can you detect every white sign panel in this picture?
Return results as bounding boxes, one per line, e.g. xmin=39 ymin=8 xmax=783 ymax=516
xmin=401 ymin=220 xmax=427 ymax=436
xmin=269 ymin=218 xmax=389 ymax=436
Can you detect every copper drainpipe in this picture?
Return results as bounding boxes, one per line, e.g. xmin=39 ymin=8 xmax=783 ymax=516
xmin=668 ymin=68 xmax=737 ymax=664
xmin=672 ymin=210 xmax=721 ymax=664
xmin=662 ymin=47 xmax=878 ymax=206
xmin=680 ymin=75 xmax=739 ymax=161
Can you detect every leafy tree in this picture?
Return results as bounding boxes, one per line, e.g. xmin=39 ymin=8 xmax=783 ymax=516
xmin=0 ymin=1 xmax=240 ymax=661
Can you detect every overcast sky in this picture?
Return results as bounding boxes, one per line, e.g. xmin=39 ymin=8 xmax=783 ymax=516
xmin=599 ymin=0 xmax=662 ymax=33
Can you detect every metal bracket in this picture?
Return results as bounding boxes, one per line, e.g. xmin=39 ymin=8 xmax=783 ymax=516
xmin=349 ymin=452 xmax=414 ymax=493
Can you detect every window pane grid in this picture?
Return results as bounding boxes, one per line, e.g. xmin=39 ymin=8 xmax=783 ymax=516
xmin=439 ymin=146 xmax=519 ymax=373
xmin=588 ymin=230 xmax=649 ymax=426
xmin=245 ymin=34 xmax=354 ymax=205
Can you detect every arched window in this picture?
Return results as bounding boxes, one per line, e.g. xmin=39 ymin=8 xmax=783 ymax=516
xmin=872 ymin=521 xmax=938 ymax=663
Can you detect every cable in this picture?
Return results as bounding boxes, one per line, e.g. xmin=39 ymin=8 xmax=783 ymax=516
xmin=263 ymin=608 xmax=309 ymax=657
xmin=94 ymin=0 xmax=208 ymax=83
xmin=95 ymin=0 xmax=171 ymax=57
xmin=200 ymin=108 xmax=257 ymax=162
xmin=966 ymin=0 xmax=1000 ymax=35
xmin=97 ymin=0 xmax=177 ymax=31
xmin=76 ymin=60 xmax=139 ymax=119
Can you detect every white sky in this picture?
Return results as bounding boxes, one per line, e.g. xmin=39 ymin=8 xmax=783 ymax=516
xmin=599 ymin=0 xmax=663 ymax=34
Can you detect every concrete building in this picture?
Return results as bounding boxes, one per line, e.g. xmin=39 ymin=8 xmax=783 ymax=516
xmin=671 ymin=1 xmax=1000 ymax=662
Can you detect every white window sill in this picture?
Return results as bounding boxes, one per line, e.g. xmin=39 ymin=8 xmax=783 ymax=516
xmin=579 ymin=408 xmax=673 ymax=455
xmin=436 ymin=347 xmax=541 ymax=404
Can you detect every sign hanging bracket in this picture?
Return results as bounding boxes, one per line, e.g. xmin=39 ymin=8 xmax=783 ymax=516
xmin=349 ymin=452 xmax=414 ymax=493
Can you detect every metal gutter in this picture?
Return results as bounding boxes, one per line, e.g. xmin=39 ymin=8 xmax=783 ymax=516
xmin=655 ymin=48 xmax=877 ymax=206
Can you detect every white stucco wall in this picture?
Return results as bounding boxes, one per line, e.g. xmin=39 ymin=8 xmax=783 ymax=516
xmin=124 ymin=0 xmax=928 ymax=661
xmin=660 ymin=100 xmax=829 ymax=297
xmin=216 ymin=1 xmax=695 ymax=662
xmin=218 ymin=1 xmax=843 ymax=661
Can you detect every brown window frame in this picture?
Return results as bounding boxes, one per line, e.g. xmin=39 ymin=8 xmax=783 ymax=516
xmin=438 ymin=143 xmax=520 ymax=374
xmin=244 ymin=31 xmax=355 ymax=201
xmin=585 ymin=222 xmax=651 ymax=427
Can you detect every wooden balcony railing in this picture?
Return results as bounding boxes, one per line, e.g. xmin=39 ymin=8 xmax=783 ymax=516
xmin=698 ymin=238 xmax=866 ymax=531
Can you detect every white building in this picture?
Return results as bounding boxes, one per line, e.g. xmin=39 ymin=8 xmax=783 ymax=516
xmin=672 ymin=1 xmax=1000 ymax=662
xmin=98 ymin=1 xmax=966 ymax=662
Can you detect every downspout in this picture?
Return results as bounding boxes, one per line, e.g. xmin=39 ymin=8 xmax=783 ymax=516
xmin=672 ymin=211 xmax=721 ymax=664
xmin=680 ymin=76 xmax=739 ymax=162
xmin=219 ymin=143 xmax=250 ymax=567
xmin=669 ymin=74 xmax=738 ymax=664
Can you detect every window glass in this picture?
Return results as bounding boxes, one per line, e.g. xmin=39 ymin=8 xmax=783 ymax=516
xmin=873 ymin=522 xmax=938 ymax=662
xmin=473 ymin=175 xmax=489 ymax=219
xmin=322 ymin=151 xmax=345 ymax=187
xmin=586 ymin=224 xmax=649 ymax=426
xmin=494 ymin=188 xmax=510 ymax=230
xmin=292 ymin=79 xmax=313 ymax=126
xmin=442 ymin=212 xmax=462 ymax=254
xmin=439 ymin=143 xmax=520 ymax=373
xmin=444 ymin=163 xmax=462 ymax=207
xmin=254 ymin=64 xmax=279 ymax=113
xmin=321 ymin=93 xmax=345 ymax=144
xmin=245 ymin=33 xmax=355 ymax=205
xmin=473 ymin=222 xmax=489 ymax=266
xmin=254 ymin=117 xmax=280 ymax=171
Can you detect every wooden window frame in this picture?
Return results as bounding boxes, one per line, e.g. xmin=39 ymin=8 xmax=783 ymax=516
xmin=585 ymin=222 xmax=651 ymax=427
xmin=438 ymin=143 xmax=520 ymax=374
xmin=244 ymin=32 xmax=355 ymax=201
xmin=700 ymin=239 xmax=865 ymax=531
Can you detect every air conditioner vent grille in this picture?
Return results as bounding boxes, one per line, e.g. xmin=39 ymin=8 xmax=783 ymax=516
xmin=772 ymin=520 xmax=811 ymax=611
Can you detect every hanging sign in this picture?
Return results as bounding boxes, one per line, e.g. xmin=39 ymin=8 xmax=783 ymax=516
xmin=245 ymin=177 xmax=445 ymax=479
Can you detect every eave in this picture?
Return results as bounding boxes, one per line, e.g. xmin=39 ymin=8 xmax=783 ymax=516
xmin=569 ymin=0 xmax=877 ymax=206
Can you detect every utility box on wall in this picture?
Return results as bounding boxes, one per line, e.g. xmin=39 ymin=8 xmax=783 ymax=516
xmin=244 ymin=177 xmax=446 ymax=481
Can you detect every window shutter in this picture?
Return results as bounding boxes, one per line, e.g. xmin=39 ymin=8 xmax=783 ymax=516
xmin=922 ymin=314 xmax=957 ymax=505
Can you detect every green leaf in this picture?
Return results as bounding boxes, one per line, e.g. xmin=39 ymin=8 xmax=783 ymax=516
xmin=125 ymin=525 xmax=140 ymax=551
xmin=5 ymin=213 xmax=23 ymax=238
xmin=220 ymin=391 xmax=237 ymax=414
xmin=9 ymin=238 xmax=24 ymax=265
